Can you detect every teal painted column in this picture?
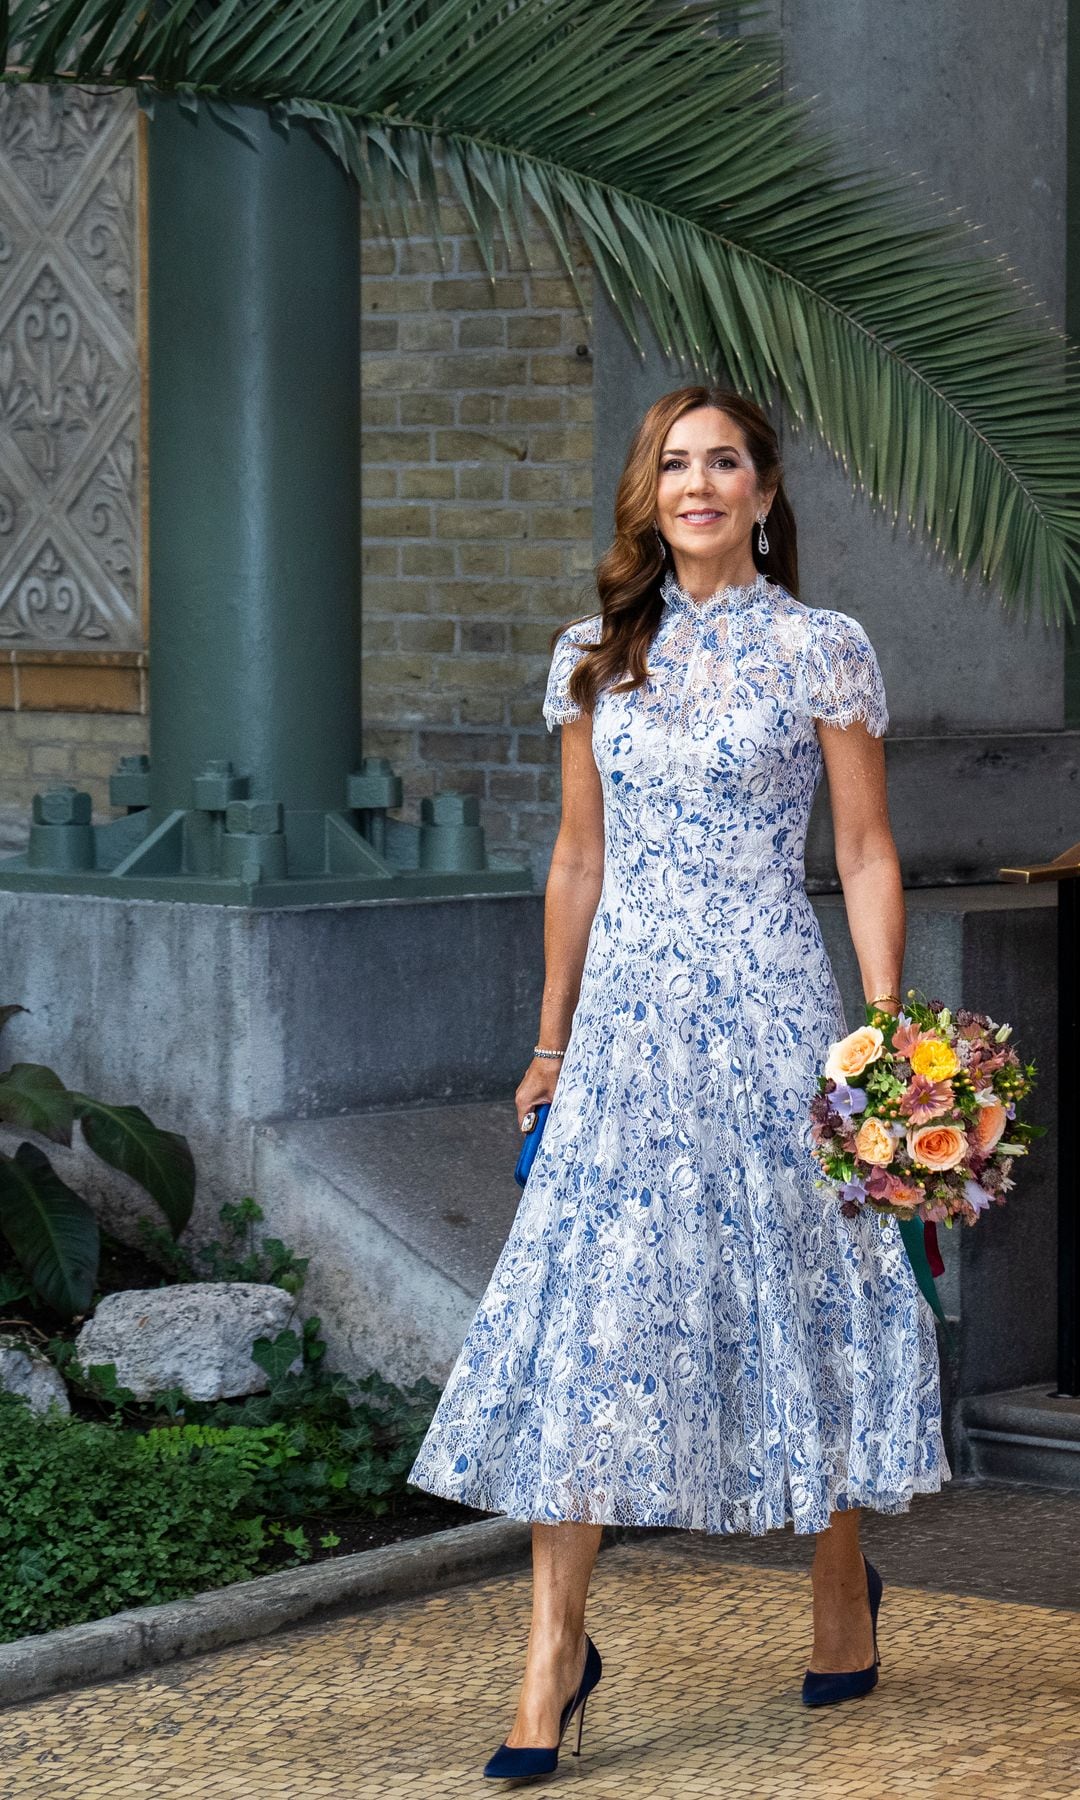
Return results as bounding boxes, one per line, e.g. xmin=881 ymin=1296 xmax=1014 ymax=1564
xmin=0 ymin=98 xmax=529 ymax=901
xmin=148 ymin=99 xmax=360 ymax=814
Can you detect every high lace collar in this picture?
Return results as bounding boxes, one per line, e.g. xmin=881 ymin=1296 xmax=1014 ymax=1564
xmin=660 ymin=567 xmax=769 ymax=619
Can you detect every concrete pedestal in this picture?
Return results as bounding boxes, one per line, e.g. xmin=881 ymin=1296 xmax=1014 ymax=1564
xmin=1 ymin=884 xmax=1056 ymax=1427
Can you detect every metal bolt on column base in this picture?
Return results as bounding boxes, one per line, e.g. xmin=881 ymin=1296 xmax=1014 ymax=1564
xmin=28 ymin=787 xmax=95 ymax=872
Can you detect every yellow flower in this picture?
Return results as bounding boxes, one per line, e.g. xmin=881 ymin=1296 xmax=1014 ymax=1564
xmin=910 ymin=1038 xmax=959 ymax=1082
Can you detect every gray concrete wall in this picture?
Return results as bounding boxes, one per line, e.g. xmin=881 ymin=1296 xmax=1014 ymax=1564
xmin=1 ymin=883 xmax=1057 ymax=1405
xmin=592 ymin=0 xmax=1070 ymax=882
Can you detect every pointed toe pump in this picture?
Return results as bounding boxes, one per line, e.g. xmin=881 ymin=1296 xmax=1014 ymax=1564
xmin=801 ymin=1555 xmax=883 ymax=1708
xmin=483 ymin=1635 xmax=603 ymax=1780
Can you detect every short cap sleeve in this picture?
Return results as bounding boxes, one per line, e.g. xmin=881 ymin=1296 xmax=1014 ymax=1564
xmin=804 ymin=610 xmax=889 ymax=737
xmin=543 ymin=615 xmax=602 ymax=731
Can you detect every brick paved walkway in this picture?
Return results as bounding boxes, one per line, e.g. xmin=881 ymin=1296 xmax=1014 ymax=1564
xmin=3 ymin=1484 xmax=1080 ymax=1799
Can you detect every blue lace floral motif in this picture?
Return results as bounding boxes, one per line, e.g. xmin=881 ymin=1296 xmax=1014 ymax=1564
xmin=408 ymin=573 xmax=948 ymax=1534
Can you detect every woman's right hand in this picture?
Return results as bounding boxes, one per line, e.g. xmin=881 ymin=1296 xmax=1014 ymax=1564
xmin=515 ymin=1055 xmax=563 ymax=1132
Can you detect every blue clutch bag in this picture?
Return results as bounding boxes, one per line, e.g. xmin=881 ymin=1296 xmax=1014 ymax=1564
xmin=514 ymin=1101 xmax=551 ymax=1187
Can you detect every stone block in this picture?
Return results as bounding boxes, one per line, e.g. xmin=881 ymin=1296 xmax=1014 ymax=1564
xmin=434 ymin=429 xmax=526 ymax=462
xmin=458 ymin=394 xmax=507 ymax=425
xmin=401 ymin=544 xmax=457 ymax=577
xmin=456 ymin=467 xmax=505 ymax=501
xmin=30 ymin=745 xmax=73 ymax=777
xmin=400 ymin=467 xmax=455 ymax=500
xmin=400 ymin=394 xmax=455 ymax=426
xmin=457 ymin=316 xmax=506 ymax=348
xmin=362 ymin=278 xmax=434 ymax=313
xmin=74 ymin=1284 xmax=301 ymax=1402
xmin=0 ymin=1339 xmax=71 ymax=1416
xmin=435 ymin=507 xmax=527 ymax=540
xmin=361 ymin=503 xmax=432 ymax=539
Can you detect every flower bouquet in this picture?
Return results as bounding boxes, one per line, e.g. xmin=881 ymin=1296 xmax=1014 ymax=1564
xmin=810 ymin=992 xmax=1039 ymax=1323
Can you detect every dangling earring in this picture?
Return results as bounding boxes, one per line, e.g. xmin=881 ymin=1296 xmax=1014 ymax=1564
xmin=653 ymin=523 xmax=666 ymax=554
xmin=756 ymin=512 xmax=769 ymax=557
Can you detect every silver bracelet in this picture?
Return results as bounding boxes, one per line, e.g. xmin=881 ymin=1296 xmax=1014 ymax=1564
xmin=533 ymin=1045 xmax=566 ymax=1059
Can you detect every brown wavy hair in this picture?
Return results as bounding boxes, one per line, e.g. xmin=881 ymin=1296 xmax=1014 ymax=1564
xmin=554 ymin=386 xmax=798 ymax=719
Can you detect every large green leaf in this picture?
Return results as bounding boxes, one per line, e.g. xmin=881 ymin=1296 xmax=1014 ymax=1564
xmin=6 ymin=0 xmax=1080 ymax=619
xmin=0 ymin=1142 xmax=99 ymax=1319
xmin=0 ymin=1062 xmax=74 ymax=1146
xmin=71 ymin=1095 xmax=196 ymax=1236
xmin=0 ymin=1005 xmax=28 ymax=1039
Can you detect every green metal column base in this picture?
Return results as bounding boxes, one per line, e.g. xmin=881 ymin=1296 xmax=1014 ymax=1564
xmin=0 ymin=759 xmax=533 ymax=905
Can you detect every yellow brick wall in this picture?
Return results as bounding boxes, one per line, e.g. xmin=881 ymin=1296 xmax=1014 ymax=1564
xmin=0 ymin=712 xmax=149 ymax=847
xmin=360 ymin=192 xmax=594 ymax=881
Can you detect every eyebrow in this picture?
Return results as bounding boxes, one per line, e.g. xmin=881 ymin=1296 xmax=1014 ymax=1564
xmin=661 ymin=444 xmax=742 ymax=456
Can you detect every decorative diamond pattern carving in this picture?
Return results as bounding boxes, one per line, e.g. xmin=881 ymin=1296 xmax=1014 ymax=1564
xmin=0 ymin=85 xmax=142 ymax=651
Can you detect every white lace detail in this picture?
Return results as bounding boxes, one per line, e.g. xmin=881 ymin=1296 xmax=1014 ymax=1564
xmin=802 ymin=606 xmax=889 ymax=736
xmin=409 ymin=576 xmax=943 ymax=1535
xmin=542 ymin=578 xmax=888 ymax=739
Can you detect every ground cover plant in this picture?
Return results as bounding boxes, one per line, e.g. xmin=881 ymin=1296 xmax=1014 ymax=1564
xmin=0 ymin=1200 xmax=471 ymax=1641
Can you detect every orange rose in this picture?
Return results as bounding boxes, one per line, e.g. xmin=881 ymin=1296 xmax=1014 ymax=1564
xmin=825 ymin=1026 xmax=885 ymax=1084
xmin=854 ymin=1117 xmax=895 ymax=1166
xmin=906 ymin=1122 xmax=967 ymax=1172
xmin=971 ymin=1100 xmax=1007 ymax=1155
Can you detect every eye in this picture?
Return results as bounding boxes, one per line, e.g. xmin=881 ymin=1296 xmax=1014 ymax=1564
xmin=659 ymin=455 xmax=737 ymax=471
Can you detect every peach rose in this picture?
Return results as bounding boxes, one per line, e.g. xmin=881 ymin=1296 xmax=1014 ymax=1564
xmin=971 ymin=1100 xmax=1008 ymax=1155
xmin=910 ymin=1038 xmax=959 ymax=1082
xmin=824 ymin=1026 xmax=885 ymax=1084
xmin=906 ymin=1122 xmax=967 ymax=1172
xmin=854 ymin=1117 xmax=895 ymax=1166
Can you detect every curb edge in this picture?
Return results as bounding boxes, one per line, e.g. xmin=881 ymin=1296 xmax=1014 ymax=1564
xmin=0 ymin=1516 xmax=531 ymax=1711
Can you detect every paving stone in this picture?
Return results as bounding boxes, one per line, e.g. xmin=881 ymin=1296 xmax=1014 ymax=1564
xmin=3 ymin=1484 xmax=1080 ymax=1797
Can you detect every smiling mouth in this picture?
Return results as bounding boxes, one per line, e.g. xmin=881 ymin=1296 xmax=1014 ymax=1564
xmin=679 ymin=510 xmax=725 ymax=523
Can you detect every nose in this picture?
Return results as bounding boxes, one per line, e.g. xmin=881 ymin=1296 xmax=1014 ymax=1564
xmin=683 ymin=461 xmax=717 ymax=497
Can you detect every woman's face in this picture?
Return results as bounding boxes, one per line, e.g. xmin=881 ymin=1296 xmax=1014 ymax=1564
xmin=654 ymin=407 xmax=773 ymax=566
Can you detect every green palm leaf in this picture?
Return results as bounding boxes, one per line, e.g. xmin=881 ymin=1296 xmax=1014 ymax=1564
xmin=7 ymin=0 xmax=1079 ymax=619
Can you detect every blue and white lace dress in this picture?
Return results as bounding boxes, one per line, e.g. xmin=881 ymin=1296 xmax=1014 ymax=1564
xmin=408 ymin=569 xmax=948 ymax=1535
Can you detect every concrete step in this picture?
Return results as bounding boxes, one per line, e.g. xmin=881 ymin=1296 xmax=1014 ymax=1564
xmin=959 ymin=1386 xmax=1080 ymax=1490
xmin=253 ymin=1103 xmax=524 ymax=1386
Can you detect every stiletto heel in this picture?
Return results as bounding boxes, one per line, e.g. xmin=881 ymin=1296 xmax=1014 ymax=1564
xmin=573 ymin=1693 xmax=588 ymax=1756
xmin=482 ymin=1634 xmax=602 ymax=1780
xmin=801 ymin=1555 xmax=883 ymax=1708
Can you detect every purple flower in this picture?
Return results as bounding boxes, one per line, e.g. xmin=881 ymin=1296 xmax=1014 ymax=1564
xmin=963 ymin=1178 xmax=992 ymax=1216
xmin=840 ymin=1175 xmax=867 ymax=1207
xmin=830 ymin=1081 xmax=869 ymax=1123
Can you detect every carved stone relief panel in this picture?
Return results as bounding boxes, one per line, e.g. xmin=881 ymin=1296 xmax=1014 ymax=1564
xmin=0 ymin=85 xmax=142 ymax=651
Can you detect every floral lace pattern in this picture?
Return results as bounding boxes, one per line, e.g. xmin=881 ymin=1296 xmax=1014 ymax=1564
xmin=408 ymin=572 xmax=948 ymax=1534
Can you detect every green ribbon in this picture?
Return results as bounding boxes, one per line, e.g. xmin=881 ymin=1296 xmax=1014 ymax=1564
xmin=896 ymin=1217 xmax=955 ymax=1351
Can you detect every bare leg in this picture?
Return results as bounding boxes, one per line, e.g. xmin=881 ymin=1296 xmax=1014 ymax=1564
xmin=503 ymin=1521 xmax=604 ymax=1749
xmin=807 ymin=1507 xmax=876 ymax=1673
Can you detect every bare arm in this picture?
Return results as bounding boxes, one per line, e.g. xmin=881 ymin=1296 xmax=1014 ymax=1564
xmin=515 ymin=712 xmax=605 ymax=1125
xmin=817 ymin=718 xmax=904 ymax=1018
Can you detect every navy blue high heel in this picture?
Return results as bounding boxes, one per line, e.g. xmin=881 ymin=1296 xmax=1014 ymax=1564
xmin=483 ymin=1635 xmax=603 ymax=1780
xmin=801 ymin=1555 xmax=883 ymax=1708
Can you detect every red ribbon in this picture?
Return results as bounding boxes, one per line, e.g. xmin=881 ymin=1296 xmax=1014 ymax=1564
xmin=924 ymin=1220 xmax=945 ymax=1279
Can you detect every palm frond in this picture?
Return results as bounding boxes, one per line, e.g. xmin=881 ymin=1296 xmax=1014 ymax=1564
xmin=7 ymin=0 xmax=1079 ymax=620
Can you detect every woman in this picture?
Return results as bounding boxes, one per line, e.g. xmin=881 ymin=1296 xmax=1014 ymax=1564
xmin=408 ymin=385 xmax=948 ymax=1777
